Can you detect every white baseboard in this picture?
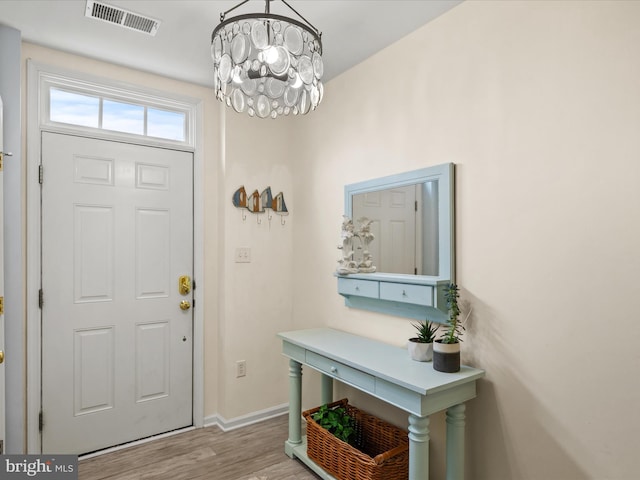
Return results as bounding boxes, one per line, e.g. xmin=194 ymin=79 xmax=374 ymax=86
xmin=205 ymin=403 xmax=289 ymax=432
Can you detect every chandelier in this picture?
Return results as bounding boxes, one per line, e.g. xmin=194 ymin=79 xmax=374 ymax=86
xmin=211 ymin=0 xmax=324 ymax=119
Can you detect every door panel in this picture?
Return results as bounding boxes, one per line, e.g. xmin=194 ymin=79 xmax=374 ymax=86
xmin=135 ymin=321 xmax=170 ymax=402
xmin=136 ymin=208 xmax=170 ymax=298
xmin=73 ymin=327 xmax=115 ymax=415
xmin=41 ymin=132 xmax=193 ymax=454
xmin=74 ymin=205 xmax=114 ymax=302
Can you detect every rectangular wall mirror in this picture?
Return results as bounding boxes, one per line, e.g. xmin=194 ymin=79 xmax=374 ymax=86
xmin=339 ymin=163 xmax=455 ymax=321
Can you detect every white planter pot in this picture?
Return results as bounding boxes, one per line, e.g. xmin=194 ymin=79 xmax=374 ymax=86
xmin=407 ymin=339 xmax=433 ymax=362
xmin=433 ymin=342 xmax=460 ymax=354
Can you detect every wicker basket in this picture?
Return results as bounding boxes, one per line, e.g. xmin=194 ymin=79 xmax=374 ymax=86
xmin=303 ymin=398 xmax=409 ymax=480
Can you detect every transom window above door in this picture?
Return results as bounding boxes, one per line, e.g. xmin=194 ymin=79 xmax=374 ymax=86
xmin=41 ymin=73 xmax=195 ymax=149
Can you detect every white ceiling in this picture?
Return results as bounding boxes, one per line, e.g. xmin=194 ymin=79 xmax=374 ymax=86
xmin=0 ymin=0 xmax=462 ymax=87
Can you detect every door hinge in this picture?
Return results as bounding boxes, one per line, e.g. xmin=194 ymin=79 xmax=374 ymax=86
xmin=192 ymin=279 xmax=196 ymax=290
xmin=0 ymin=296 xmax=4 ymax=315
xmin=414 ymin=267 xmax=418 ymax=275
xmin=39 ymin=164 xmax=44 ymax=184
xmin=39 ymin=289 xmax=44 ymax=309
xmin=0 ymin=439 xmax=3 ymax=454
xmin=415 ymin=200 xmax=418 ymax=212
xmin=39 ymin=411 xmax=44 ymax=432
xmin=192 ymin=298 xmax=196 ymax=309
xmin=0 ymin=151 xmax=13 ymax=171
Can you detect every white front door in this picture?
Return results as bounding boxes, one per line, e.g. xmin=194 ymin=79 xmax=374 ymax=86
xmin=41 ymin=132 xmax=193 ymax=454
xmin=0 ymin=96 xmax=6 ymax=454
xmin=352 ymin=185 xmax=418 ymax=274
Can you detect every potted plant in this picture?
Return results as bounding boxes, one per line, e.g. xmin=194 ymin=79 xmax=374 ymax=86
xmin=407 ymin=320 xmax=438 ymax=362
xmin=311 ymin=402 xmax=356 ymax=446
xmin=433 ymin=283 xmax=465 ymax=372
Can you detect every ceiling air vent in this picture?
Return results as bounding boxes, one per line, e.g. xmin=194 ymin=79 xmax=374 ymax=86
xmin=85 ymin=0 xmax=161 ymax=36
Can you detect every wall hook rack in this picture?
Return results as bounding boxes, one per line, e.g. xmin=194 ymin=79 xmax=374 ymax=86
xmin=232 ymin=185 xmax=290 ymax=226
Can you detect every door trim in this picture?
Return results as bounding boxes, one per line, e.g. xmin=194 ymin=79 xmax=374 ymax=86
xmin=0 ymin=95 xmax=6 ymax=453
xmin=26 ymin=61 xmax=205 ymax=453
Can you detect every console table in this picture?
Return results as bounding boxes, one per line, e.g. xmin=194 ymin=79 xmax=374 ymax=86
xmin=278 ymin=328 xmax=485 ymax=480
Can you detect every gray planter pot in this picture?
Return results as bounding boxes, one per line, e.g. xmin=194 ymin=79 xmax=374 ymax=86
xmin=433 ymin=341 xmax=460 ymax=372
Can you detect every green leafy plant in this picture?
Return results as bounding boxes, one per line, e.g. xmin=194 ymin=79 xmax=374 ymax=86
xmin=312 ymin=403 xmax=355 ymax=445
xmin=410 ymin=320 xmax=438 ymax=343
xmin=440 ymin=283 xmax=465 ymax=344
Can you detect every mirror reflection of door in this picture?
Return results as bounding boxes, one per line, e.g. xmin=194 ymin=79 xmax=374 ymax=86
xmin=352 ymin=181 xmax=439 ymax=276
xmin=353 ymin=185 xmax=417 ymax=274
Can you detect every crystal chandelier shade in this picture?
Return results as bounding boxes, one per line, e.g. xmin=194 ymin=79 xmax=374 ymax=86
xmin=211 ymin=0 xmax=324 ymax=119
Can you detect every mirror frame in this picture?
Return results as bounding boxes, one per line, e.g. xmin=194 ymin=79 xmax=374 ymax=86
xmin=339 ymin=163 xmax=455 ymax=321
xmin=345 ymin=162 xmax=455 ymax=284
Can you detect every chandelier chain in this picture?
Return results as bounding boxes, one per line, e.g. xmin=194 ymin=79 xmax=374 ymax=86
xmin=280 ymin=0 xmax=321 ymax=37
xmin=220 ymin=0 xmax=251 ymax=22
xmin=220 ymin=0 xmax=319 ymax=36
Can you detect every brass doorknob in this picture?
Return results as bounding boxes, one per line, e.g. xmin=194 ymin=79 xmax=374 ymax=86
xmin=179 ymin=300 xmax=191 ymax=311
xmin=0 ymin=350 xmax=4 ymax=364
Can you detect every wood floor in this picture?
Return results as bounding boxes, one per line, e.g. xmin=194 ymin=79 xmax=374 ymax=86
xmin=79 ymin=415 xmax=319 ymax=480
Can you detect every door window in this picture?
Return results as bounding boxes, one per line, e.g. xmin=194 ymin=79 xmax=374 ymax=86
xmin=43 ymin=76 xmax=193 ymax=147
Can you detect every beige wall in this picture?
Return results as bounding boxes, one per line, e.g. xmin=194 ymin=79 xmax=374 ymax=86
xmin=217 ymin=110 xmax=296 ymax=420
xmin=291 ymin=1 xmax=640 ymax=479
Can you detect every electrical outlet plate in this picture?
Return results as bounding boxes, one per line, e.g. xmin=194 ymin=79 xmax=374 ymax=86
xmin=236 ymin=360 xmax=247 ymax=377
xmin=235 ymin=247 xmax=251 ymax=263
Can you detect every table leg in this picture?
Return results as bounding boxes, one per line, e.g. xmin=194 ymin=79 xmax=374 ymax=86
xmin=285 ymin=359 xmax=302 ymax=457
xmin=408 ymin=414 xmax=430 ymax=480
xmin=320 ymin=373 xmax=333 ymax=405
xmin=445 ymin=403 xmax=466 ymax=480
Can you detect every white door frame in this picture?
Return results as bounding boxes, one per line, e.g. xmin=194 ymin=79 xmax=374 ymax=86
xmin=26 ymin=61 xmax=205 ymax=453
xmin=0 ymin=95 xmax=6 ymax=454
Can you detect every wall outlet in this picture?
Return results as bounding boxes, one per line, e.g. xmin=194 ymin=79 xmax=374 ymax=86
xmin=235 ymin=247 xmax=251 ymax=263
xmin=236 ymin=360 xmax=247 ymax=378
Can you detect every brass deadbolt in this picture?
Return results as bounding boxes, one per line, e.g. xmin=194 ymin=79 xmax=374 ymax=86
xmin=179 ymin=275 xmax=191 ymax=295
